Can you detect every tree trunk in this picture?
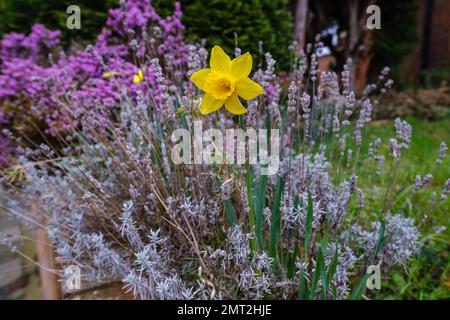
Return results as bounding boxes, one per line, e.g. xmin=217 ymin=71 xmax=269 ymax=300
xmin=348 ymin=0 xmax=360 ymax=54
xmin=347 ymin=0 xmax=360 ymax=88
xmin=356 ymin=29 xmax=375 ymax=94
xmin=294 ymin=0 xmax=309 ymax=49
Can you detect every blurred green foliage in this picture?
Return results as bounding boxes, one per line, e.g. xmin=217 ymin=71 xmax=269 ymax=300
xmin=153 ymin=0 xmax=293 ymax=71
xmin=421 ymin=67 xmax=450 ymax=88
xmin=0 ymin=0 xmax=115 ymax=45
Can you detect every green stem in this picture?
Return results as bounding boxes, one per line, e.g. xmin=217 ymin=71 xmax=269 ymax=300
xmin=246 ymin=161 xmax=257 ymax=252
xmin=239 ymin=115 xmax=256 ymax=253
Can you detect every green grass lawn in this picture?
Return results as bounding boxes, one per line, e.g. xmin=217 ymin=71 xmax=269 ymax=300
xmin=361 ymin=116 xmax=450 ymax=299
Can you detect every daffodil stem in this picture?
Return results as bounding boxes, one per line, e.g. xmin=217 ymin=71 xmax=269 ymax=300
xmin=246 ymin=161 xmax=257 ymax=253
xmin=239 ymin=115 xmax=256 ymax=253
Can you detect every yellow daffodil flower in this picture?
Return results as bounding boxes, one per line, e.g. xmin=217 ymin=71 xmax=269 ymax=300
xmin=190 ymin=46 xmax=264 ymax=115
xmin=133 ymin=69 xmax=144 ymax=84
xmin=102 ymin=71 xmax=121 ymax=79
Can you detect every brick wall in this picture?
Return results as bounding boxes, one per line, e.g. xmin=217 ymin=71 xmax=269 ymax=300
xmin=427 ymin=0 xmax=450 ymax=68
xmin=402 ymin=0 xmax=450 ymax=84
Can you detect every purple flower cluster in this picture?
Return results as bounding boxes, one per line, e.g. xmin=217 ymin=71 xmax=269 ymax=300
xmin=0 ymin=24 xmax=60 ymax=63
xmin=0 ymin=0 xmax=188 ymax=166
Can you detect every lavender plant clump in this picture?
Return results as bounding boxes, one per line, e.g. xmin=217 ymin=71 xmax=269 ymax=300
xmin=1 ymin=0 xmax=448 ymax=300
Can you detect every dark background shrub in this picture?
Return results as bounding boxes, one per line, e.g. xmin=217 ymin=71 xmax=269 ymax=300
xmin=0 ymin=0 xmax=114 ymax=45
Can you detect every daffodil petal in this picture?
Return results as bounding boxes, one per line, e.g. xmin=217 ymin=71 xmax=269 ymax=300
xmin=133 ymin=75 xmax=141 ymax=84
xmin=236 ymin=77 xmax=264 ymax=100
xmin=190 ymin=68 xmax=211 ymax=91
xmin=225 ymin=94 xmax=247 ymax=115
xmin=200 ymin=93 xmax=224 ymax=115
xmin=210 ymin=46 xmax=231 ymax=72
xmin=104 ymin=71 xmax=121 ymax=79
xmin=230 ymin=53 xmax=252 ymax=80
